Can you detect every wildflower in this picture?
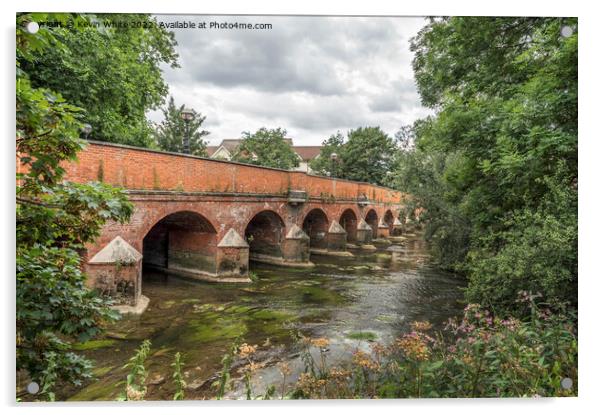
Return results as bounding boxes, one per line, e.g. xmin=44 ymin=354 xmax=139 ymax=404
xmin=126 ymin=385 xmax=146 ymax=401
xmin=411 ymin=321 xmax=432 ymax=332
xmin=352 ymin=350 xmax=380 ymax=370
xmin=278 ymin=361 xmax=292 ymax=377
xmin=370 ymin=342 xmax=388 ymax=359
xmin=246 ymin=361 xmax=262 ymax=373
xmin=396 ymin=332 xmax=431 ymax=361
xmin=500 ymin=317 xmax=520 ymax=331
xmin=297 ymin=372 xmax=319 ymax=396
xmin=238 ymin=343 xmax=258 ymax=359
xmin=310 ymin=338 xmax=330 ymax=349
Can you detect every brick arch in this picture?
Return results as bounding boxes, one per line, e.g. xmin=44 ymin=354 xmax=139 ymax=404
xmin=245 ymin=210 xmax=286 ymax=259
xmin=365 ymin=208 xmax=379 ymax=239
xmin=137 ymin=202 xmax=220 ymax=250
xmin=383 ymin=209 xmax=394 ymax=232
xmin=302 ymin=208 xmax=330 ymax=249
xmin=142 ymin=210 xmax=218 ymax=277
xmin=339 ymin=208 xmax=358 ymax=243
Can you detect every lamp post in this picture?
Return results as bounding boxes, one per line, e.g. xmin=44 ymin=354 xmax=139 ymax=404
xmin=330 ymin=152 xmax=338 ymax=178
xmin=180 ymin=107 xmax=194 ymax=154
xmin=82 ymin=123 xmax=92 ymax=140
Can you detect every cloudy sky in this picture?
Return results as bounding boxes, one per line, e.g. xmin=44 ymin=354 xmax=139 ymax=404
xmin=148 ymin=15 xmax=431 ymax=146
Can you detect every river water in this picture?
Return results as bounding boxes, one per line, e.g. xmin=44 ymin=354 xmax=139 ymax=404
xmin=65 ymin=234 xmax=465 ymax=401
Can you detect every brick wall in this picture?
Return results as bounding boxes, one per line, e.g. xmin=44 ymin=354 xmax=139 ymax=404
xmin=60 ymin=141 xmax=405 ymax=204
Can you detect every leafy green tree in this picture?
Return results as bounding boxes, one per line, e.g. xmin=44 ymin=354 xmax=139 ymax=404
xmin=309 ymin=131 xmax=345 ymax=177
xmin=21 ymin=13 xmax=179 ymax=147
xmin=341 ymin=127 xmax=397 ymax=185
xmin=154 ymin=96 xmax=210 ymax=156
xmin=312 ymin=127 xmax=397 ymax=185
xmin=399 ymin=17 xmax=577 ymax=312
xmin=231 ymin=127 xmax=300 ymax=169
xmin=17 ymin=13 xmax=133 ymax=399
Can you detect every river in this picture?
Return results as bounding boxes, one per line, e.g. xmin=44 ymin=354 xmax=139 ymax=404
xmin=65 ymin=233 xmax=465 ymax=401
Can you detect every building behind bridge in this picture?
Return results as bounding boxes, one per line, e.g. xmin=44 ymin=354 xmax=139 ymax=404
xmin=206 ymin=138 xmax=322 ymax=173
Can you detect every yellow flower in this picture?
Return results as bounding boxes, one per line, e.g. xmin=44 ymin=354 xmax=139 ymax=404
xmin=310 ymin=338 xmax=330 ymax=349
xmin=411 ymin=321 xmax=432 ymax=332
xmin=278 ymin=361 xmax=292 ymax=376
xmin=396 ymin=332 xmax=431 ymax=361
xmin=238 ymin=343 xmax=258 ymax=359
xmin=352 ymin=350 xmax=379 ymax=370
xmin=126 ymin=385 xmax=146 ymax=401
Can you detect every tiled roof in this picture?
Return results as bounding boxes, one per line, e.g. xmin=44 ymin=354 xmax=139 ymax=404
xmin=208 ymin=139 xmax=322 ymax=161
xmin=292 ymin=146 xmax=322 ymax=161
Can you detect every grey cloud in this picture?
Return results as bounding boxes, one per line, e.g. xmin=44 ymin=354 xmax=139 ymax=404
xmin=368 ymin=78 xmax=420 ymax=113
xmin=152 ymin=15 xmax=428 ymax=143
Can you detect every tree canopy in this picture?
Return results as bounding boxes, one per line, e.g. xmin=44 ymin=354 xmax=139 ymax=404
xmin=17 ymin=13 xmax=134 ymax=399
xmin=310 ymin=127 xmax=397 ymax=185
xmin=153 ymin=96 xmax=210 ymax=156
xmin=396 ymin=17 xmax=577 ymax=313
xmin=20 ymin=13 xmax=179 ymax=147
xmin=231 ymin=127 xmax=300 ymax=169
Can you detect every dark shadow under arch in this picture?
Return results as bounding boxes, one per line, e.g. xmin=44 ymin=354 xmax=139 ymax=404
xmin=302 ymin=208 xmax=329 ymax=249
xmin=366 ymin=209 xmax=378 ymax=239
xmin=245 ymin=210 xmax=286 ymax=257
xmin=339 ymin=209 xmax=358 ymax=243
xmin=142 ymin=210 xmax=217 ymax=275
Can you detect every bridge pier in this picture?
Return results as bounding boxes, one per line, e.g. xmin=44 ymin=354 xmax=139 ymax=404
xmin=215 ymin=229 xmax=251 ymax=280
xmin=85 ymin=236 xmax=147 ymax=313
xmin=391 ymin=217 xmax=404 ymax=236
xmin=281 ymin=224 xmax=313 ymax=266
xmin=356 ymin=218 xmax=374 ymax=245
xmin=377 ymin=219 xmax=390 ymax=238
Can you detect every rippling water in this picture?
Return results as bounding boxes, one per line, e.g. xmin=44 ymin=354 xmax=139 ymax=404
xmin=65 ymin=234 xmax=465 ymax=401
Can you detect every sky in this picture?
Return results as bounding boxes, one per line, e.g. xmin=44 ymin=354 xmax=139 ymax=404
xmin=148 ymin=15 xmax=432 ymax=146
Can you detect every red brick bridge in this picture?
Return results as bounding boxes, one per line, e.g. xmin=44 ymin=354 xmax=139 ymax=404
xmin=61 ymin=141 xmax=407 ymax=309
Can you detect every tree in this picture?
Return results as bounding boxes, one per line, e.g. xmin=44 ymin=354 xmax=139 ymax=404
xmin=154 ymin=96 xmax=210 ymax=156
xmin=400 ymin=17 xmax=577 ymax=312
xmin=308 ymin=131 xmax=345 ymax=177
xmin=21 ymin=13 xmax=179 ymax=147
xmin=17 ymin=13 xmax=133 ymax=399
xmin=311 ymin=127 xmax=397 ymax=186
xmin=231 ymin=127 xmax=300 ymax=170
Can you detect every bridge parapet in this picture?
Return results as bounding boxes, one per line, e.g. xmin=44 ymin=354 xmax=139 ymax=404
xmin=60 ymin=141 xmax=406 ymax=205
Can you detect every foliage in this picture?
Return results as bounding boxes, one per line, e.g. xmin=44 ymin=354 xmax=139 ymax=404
xmin=395 ymin=17 xmax=577 ymax=312
xmin=231 ymin=127 xmax=300 ymax=169
xmin=213 ymin=338 xmax=239 ymax=399
xmin=20 ymin=13 xmax=178 ymax=147
xmin=119 ymin=340 xmax=151 ymax=401
xmin=17 ymin=13 xmax=133 ymax=400
xmin=311 ymin=127 xmax=397 ymax=185
xmin=171 ymin=352 xmax=185 ymax=400
xmin=154 ymin=96 xmax=210 ymax=156
xmin=308 ymin=131 xmax=345 ymax=177
xmin=288 ymin=296 xmax=577 ymax=398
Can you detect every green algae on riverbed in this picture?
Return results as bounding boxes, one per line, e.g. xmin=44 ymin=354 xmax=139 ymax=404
xmin=61 ymin=234 xmax=465 ymax=401
xmin=72 ymin=339 xmax=117 ymax=351
xmin=347 ymin=331 xmax=377 ymax=341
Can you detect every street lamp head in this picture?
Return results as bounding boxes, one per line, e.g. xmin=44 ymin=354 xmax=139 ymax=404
xmin=180 ymin=108 xmax=195 ymax=122
xmin=82 ymin=123 xmax=92 ymax=138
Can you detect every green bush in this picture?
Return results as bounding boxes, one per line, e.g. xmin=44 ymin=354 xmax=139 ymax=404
xmin=288 ymin=296 xmax=577 ymax=399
